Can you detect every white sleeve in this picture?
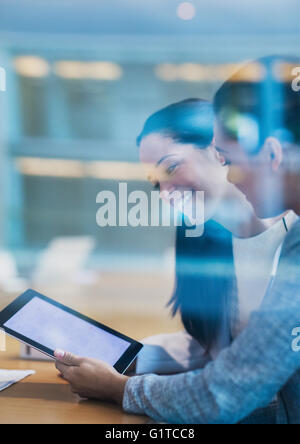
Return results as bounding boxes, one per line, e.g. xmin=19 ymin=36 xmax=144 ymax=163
xmin=135 ymin=330 xmax=210 ymax=375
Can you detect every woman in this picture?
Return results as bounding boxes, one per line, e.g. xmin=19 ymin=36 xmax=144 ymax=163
xmin=127 ymin=99 xmax=295 ymax=377
xmin=54 ymin=99 xmax=296 ymax=423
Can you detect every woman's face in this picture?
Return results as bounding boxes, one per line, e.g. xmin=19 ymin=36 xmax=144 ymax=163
xmin=139 ymin=133 xmax=229 ymax=222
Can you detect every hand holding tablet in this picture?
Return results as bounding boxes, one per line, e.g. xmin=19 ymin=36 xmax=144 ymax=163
xmin=0 ymin=289 xmax=143 ymax=374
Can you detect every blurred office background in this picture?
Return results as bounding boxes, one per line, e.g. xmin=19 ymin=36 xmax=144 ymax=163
xmin=0 ymin=0 xmax=299 ymax=341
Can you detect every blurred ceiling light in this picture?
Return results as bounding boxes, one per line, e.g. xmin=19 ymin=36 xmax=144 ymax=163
xmin=16 ymin=158 xmax=145 ymax=181
xmin=14 ymin=56 xmax=50 ymax=78
xmin=272 ymin=61 xmax=300 ymax=82
xmin=177 ymin=2 xmax=196 ymax=20
xmin=155 ymin=63 xmax=205 ymax=82
xmin=154 ymin=64 xmax=179 ymax=82
xmin=88 ymin=161 xmax=145 ymax=181
xmin=231 ymin=62 xmax=266 ymax=82
xmin=16 ymin=158 xmax=85 ymax=178
xmin=54 ymin=61 xmax=123 ymax=81
xmin=155 ymin=63 xmax=246 ymax=83
xmin=179 ymin=63 xmax=206 ymax=82
xmin=217 ymin=64 xmax=243 ymax=80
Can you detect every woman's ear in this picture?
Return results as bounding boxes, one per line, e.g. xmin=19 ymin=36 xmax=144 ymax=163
xmin=262 ymin=137 xmax=283 ymax=172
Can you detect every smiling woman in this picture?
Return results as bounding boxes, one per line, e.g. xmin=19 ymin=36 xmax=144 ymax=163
xmin=137 ymin=99 xmax=229 ymax=224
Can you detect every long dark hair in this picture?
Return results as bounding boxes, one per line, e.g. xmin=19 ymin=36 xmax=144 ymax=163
xmin=137 ymin=99 xmax=235 ymax=352
xmin=169 ymin=221 xmax=234 ymax=353
xmin=137 ymin=98 xmax=214 ymax=149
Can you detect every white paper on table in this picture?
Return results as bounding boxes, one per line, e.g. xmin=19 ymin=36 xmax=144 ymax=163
xmin=0 ymin=369 xmax=35 ymax=392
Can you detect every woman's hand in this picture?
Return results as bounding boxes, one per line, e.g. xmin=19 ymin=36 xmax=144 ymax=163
xmin=54 ymin=349 xmax=129 ymax=405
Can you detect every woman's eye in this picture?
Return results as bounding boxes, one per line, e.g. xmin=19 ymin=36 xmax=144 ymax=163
xmin=216 ymin=151 xmax=231 ymax=167
xmin=219 ymin=156 xmax=231 ymax=167
xmin=166 ymin=163 xmax=180 ymax=175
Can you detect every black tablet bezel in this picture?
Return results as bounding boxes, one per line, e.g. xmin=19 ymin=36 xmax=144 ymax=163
xmin=0 ymin=289 xmax=143 ymax=374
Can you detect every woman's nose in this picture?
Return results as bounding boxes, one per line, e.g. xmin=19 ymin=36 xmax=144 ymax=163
xmin=227 ymin=165 xmax=246 ymax=185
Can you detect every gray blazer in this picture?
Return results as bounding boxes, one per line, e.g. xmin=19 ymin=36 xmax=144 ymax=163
xmin=123 ymin=220 xmax=300 ymax=424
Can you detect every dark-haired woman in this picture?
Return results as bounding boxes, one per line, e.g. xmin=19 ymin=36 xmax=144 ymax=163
xmin=54 ymin=99 xmax=296 ymax=424
xmin=130 ymin=99 xmax=294 ymax=381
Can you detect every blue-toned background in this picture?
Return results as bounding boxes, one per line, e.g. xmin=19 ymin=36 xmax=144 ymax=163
xmin=0 ymin=0 xmax=299 ymax=339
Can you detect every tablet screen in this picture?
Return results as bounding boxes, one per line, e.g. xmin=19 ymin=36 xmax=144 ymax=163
xmin=3 ymin=296 xmax=131 ymax=366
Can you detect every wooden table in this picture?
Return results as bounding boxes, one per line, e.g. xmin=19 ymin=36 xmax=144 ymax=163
xmin=0 ymin=337 xmax=150 ymax=424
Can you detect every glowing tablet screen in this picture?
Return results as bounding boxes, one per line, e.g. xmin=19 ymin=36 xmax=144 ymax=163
xmin=4 ymin=297 xmax=131 ymax=366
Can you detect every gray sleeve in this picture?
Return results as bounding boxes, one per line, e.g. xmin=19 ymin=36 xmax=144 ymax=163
xmin=135 ymin=330 xmax=210 ymax=375
xmin=123 ymin=227 xmax=300 ymax=423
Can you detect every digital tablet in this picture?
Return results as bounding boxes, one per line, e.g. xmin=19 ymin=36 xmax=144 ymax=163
xmin=0 ymin=289 xmax=143 ymax=374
